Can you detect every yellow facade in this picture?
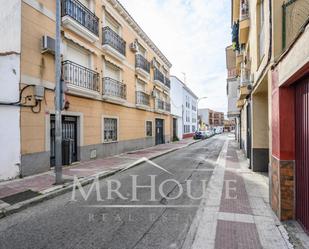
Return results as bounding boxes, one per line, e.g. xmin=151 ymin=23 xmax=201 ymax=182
xmin=20 ymin=0 xmax=172 ymax=176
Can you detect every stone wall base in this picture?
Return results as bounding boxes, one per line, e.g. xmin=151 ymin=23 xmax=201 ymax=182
xmin=270 ymin=156 xmax=295 ymax=220
xmin=21 ymin=135 xmax=170 ymax=177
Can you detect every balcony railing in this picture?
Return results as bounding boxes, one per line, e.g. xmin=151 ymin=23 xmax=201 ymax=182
xmin=154 ymin=68 xmax=165 ymax=84
xmin=240 ymin=0 xmax=249 ymax=20
xmin=135 ymin=54 xmax=150 ymax=74
xmin=61 ymin=0 xmax=99 ymax=36
xmin=240 ymin=67 xmax=251 ymax=85
xmin=102 ymin=27 xmax=126 ymax=56
xmin=62 ymin=60 xmax=99 ymax=91
xmin=155 ymin=99 xmax=165 ymax=110
xmin=165 ymin=102 xmax=171 ymax=112
xmin=102 ymin=77 xmax=126 ymax=99
xmin=136 ymin=91 xmax=150 ymax=106
xmin=165 ymin=77 xmax=171 ymax=88
xmin=282 ymin=0 xmax=309 ymax=49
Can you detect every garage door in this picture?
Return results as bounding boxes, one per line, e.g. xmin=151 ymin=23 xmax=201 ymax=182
xmin=295 ymin=75 xmax=309 ymax=233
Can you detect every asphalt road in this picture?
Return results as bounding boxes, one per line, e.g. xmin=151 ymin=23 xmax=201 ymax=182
xmin=0 ymin=135 xmax=226 ymax=249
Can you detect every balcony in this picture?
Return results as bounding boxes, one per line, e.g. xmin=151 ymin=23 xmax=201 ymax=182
xmin=240 ymin=67 xmax=251 ymax=86
xmin=165 ymin=77 xmax=171 ymax=88
xmin=239 ymin=0 xmax=250 ymax=45
xmin=236 ymin=99 xmax=246 ymax=109
xmin=282 ymin=0 xmax=309 ymax=49
xmin=155 ymin=99 xmax=165 ymax=111
xmin=240 ymin=0 xmax=249 ymax=21
xmin=62 ymin=60 xmax=99 ymax=97
xmin=155 ymin=99 xmax=170 ymax=113
xmin=135 ymin=54 xmax=150 ymax=78
xmin=61 ymin=0 xmax=99 ymax=43
xmin=102 ymin=77 xmax=126 ymax=103
xmin=165 ymin=102 xmax=171 ymax=112
xmin=154 ymin=68 xmax=170 ymax=89
xmin=238 ymin=85 xmax=251 ymax=100
xmin=136 ymin=91 xmax=150 ymax=109
xmin=102 ymin=27 xmax=126 ymax=61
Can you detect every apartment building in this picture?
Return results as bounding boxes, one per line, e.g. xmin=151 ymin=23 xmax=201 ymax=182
xmin=225 ymin=45 xmax=240 ymax=140
xmin=170 ymin=76 xmax=198 ymax=139
xmin=198 ymin=108 xmax=224 ymax=129
xmin=0 ymin=0 xmax=172 ymax=180
xmin=229 ymin=0 xmax=309 ymax=232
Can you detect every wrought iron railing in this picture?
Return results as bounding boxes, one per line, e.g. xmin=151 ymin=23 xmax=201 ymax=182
xmin=136 ymin=91 xmax=150 ymax=106
xmin=240 ymin=0 xmax=249 ymax=20
xmin=102 ymin=27 xmax=126 ymax=56
xmin=240 ymin=66 xmax=251 ymax=85
xmin=165 ymin=102 xmax=171 ymax=112
xmin=135 ymin=54 xmax=150 ymax=74
xmin=102 ymin=77 xmax=126 ymax=99
xmin=154 ymin=68 xmax=165 ymax=84
xmin=155 ymin=99 xmax=165 ymax=110
xmin=61 ymin=0 xmax=99 ymax=36
xmin=62 ymin=60 xmax=99 ymax=91
xmin=282 ymin=0 xmax=309 ymax=49
xmin=164 ymin=77 xmax=171 ymax=88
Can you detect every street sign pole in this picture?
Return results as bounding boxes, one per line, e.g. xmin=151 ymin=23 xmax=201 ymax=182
xmin=55 ymin=0 xmax=63 ymax=184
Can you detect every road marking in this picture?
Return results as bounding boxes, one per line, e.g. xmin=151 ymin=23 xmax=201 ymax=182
xmin=82 ymin=205 xmax=201 ymax=208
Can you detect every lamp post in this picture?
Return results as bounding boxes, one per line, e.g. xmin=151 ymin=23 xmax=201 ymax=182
xmin=54 ymin=0 xmax=63 ymax=184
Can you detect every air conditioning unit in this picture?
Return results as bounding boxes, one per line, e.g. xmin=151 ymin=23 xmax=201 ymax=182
xmin=130 ymin=42 xmax=138 ymax=52
xmin=42 ymin=35 xmax=55 ymax=54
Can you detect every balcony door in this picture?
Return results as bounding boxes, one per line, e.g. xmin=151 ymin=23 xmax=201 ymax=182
xmin=105 ymin=62 xmax=121 ymax=81
xmin=67 ymin=44 xmax=91 ymax=68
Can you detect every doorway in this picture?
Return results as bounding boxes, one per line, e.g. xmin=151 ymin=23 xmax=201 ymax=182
xmin=155 ymin=119 xmax=164 ymax=145
xmin=50 ymin=115 xmax=78 ymax=166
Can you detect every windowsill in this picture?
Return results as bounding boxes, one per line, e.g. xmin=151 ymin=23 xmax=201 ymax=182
xmin=103 ymin=140 xmax=119 ymax=144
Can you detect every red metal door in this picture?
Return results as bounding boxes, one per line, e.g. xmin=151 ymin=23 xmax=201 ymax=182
xmin=295 ymin=75 xmax=309 ymax=233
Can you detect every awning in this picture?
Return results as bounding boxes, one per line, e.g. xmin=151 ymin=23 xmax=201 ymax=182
xmin=63 ymin=32 xmax=97 ymax=54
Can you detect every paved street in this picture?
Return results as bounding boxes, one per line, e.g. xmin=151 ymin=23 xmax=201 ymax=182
xmin=0 ymin=134 xmax=299 ymax=249
xmin=0 ymin=136 xmax=224 ymax=249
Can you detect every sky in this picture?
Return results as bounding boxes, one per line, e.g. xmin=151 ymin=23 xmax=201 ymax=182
xmin=120 ymin=0 xmax=231 ymax=113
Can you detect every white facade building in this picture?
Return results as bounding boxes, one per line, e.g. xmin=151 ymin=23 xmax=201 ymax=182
xmin=0 ymin=0 xmax=22 ymax=180
xmin=170 ymin=76 xmax=198 ymax=139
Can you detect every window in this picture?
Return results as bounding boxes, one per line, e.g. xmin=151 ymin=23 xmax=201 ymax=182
xmin=146 ymin=121 xmax=152 ymax=137
xmin=104 ymin=118 xmax=118 ymax=142
xmin=137 ymin=42 xmax=146 ymax=57
xmin=192 ymin=126 xmax=196 ymax=132
xmin=105 ymin=62 xmax=121 ymax=81
xmin=105 ymin=13 xmax=120 ymax=34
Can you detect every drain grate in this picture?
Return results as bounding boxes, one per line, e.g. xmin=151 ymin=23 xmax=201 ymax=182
xmin=1 ymin=190 xmax=41 ymax=205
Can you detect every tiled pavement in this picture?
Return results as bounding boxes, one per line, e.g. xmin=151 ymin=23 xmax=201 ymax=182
xmin=0 ymin=138 xmax=197 ymax=209
xmin=190 ymin=135 xmax=295 ymax=249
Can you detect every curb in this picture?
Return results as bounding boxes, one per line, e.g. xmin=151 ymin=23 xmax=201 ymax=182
xmin=0 ymin=139 xmax=202 ymax=219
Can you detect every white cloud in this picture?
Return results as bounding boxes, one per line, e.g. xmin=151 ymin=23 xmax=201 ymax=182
xmin=120 ymin=0 xmax=231 ymax=113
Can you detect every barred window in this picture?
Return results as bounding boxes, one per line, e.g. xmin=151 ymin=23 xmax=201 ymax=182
xmin=104 ymin=118 xmax=118 ymax=142
xmin=146 ymin=121 xmax=152 ymax=137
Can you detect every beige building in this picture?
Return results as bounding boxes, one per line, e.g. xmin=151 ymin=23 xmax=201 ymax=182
xmin=3 ymin=0 xmax=172 ymax=178
xmin=229 ymin=0 xmax=309 ymax=230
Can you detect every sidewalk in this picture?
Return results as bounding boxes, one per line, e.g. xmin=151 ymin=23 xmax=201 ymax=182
xmin=0 ymin=138 xmax=198 ymax=217
xmin=186 ymin=135 xmax=305 ymax=249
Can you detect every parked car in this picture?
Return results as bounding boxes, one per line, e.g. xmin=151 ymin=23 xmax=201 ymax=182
xmin=193 ymin=131 xmax=207 ymax=140
xmin=215 ymin=127 xmax=223 ymax=134
xmin=205 ymin=130 xmax=213 ymax=138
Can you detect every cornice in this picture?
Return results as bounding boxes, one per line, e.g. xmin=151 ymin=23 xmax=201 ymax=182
xmin=106 ymin=0 xmax=172 ymax=69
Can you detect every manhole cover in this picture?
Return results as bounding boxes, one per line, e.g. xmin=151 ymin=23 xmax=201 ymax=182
xmin=1 ymin=190 xmax=41 ymax=205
